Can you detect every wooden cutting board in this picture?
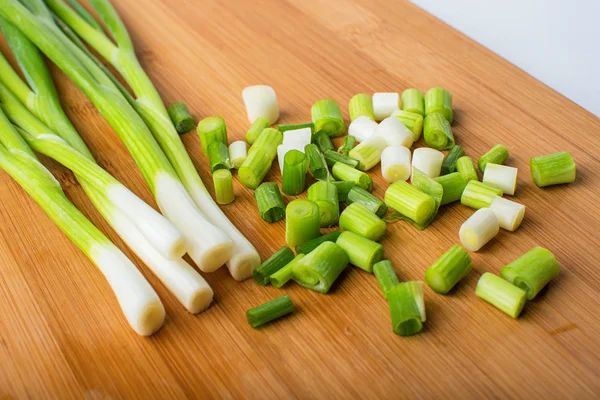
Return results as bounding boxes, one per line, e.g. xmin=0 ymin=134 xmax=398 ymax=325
xmin=1 ymin=0 xmax=599 ymax=398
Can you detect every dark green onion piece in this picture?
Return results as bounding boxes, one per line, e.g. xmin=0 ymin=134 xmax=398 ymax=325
xmin=388 ymin=282 xmax=425 ymax=336
xmin=500 ymin=247 xmax=560 ymax=300
xmin=441 ymin=145 xmax=465 ymax=175
xmin=305 ymin=143 xmax=330 ymax=180
xmin=246 ymin=295 xmax=294 ymax=328
xmin=271 ymin=254 xmax=305 ymax=288
xmin=373 ymin=260 xmax=400 ymax=299
xmin=424 ymin=87 xmax=453 ymax=123
xmin=478 ymin=144 xmax=509 ymax=173
xmin=336 ymin=231 xmax=383 ymax=273
xmin=197 ymin=116 xmax=228 ymax=155
xmin=307 ymin=181 xmax=339 ymax=227
xmin=311 ymin=99 xmax=345 ymax=138
xmin=254 ymin=182 xmax=285 ymax=223
xmin=324 ymin=150 xmax=359 ymax=169
xmin=338 ymin=135 xmax=357 ymax=155
xmin=253 ymin=247 xmax=295 ymax=285
xmin=312 ymin=130 xmax=335 ymax=153
xmin=401 ymin=88 xmax=425 ymax=116
xmin=346 ymin=186 xmax=388 ymax=218
xmin=167 ymin=102 xmax=195 ymax=133
xmin=332 ymin=162 xmax=372 ymax=192
xmin=286 ymin=199 xmax=321 ymax=247
xmin=207 ymin=141 xmax=232 ymax=173
xmin=282 ymin=150 xmax=307 ymax=196
xmin=339 ymin=203 xmax=386 ymax=242
xmin=292 ymin=242 xmax=349 ymax=294
xmin=425 ymin=245 xmax=472 ymax=294
xmin=295 ymin=230 xmax=343 ymax=255
xmin=245 ymin=116 xmax=270 ymax=145
xmin=332 ymin=181 xmax=356 ymax=202
xmin=456 ymin=156 xmax=479 ymax=182
xmin=423 ymin=112 xmax=455 ymax=150
xmin=278 ymin=122 xmax=315 ymax=133
xmin=434 ymin=172 xmax=468 ymax=205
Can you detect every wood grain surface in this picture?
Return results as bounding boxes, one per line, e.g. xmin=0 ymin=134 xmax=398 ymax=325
xmin=1 ymin=0 xmax=599 ymax=398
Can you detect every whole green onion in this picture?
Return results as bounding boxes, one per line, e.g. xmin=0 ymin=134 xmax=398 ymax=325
xmin=478 ymin=144 xmax=509 ymax=173
xmin=295 ymin=230 xmax=343 ymax=255
xmin=336 ymin=231 xmax=383 ymax=273
xmin=307 ymin=181 xmax=339 ymax=227
xmin=311 ymin=99 xmax=345 ymax=137
xmin=312 ymin=130 xmax=335 ymax=153
xmin=286 ymin=199 xmax=321 ymax=247
xmin=304 ymin=143 xmax=330 ymax=180
xmin=332 ymin=162 xmax=373 ymax=192
xmin=434 ymin=172 xmax=468 ymax=205
xmin=349 ymin=93 xmax=375 ymax=121
xmin=332 ymin=181 xmax=356 ymax=202
xmin=212 ymin=169 xmax=234 ymax=205
xmin=246 ymin=295 xmax=294 ymax=328
xmin=500 ymin=247 xmax=560 ymax=300
xmin=339 ymin=203 xmax=386 ymax=241
xmin=423 ymin=112 xmax=455 ymax=150
xmin=253 ymin=246 xmax=296 ymax=285
xmin=401 ymin=88 xmax=425 ymax=116
xmin=271 ymin=254 xmax=305 ymax=288
xmin=338 ymin=135 xmax=357 ymax=155
xmin=278 ymin=122 xmax=315 ymax=134
xmin=373 ymin=260 xmax=400 ymax=299
xmin=254 ymin=182 xmax=285 ymax=223
xmin=245 ymin=116 xmax=270 ymax=145
xmin=425 ymin=245 xmax=472 ymax=294
xmin=456 ymin=156 xmax=479 ymax=182
xmin=324 ymin=150 xmax=359 ymax=169
xmin=476 ymin=273 xmax=527 ymax=318
xmin=167 ymin=102 xmax=195 ymax=133
xmin=530 ymin=152 xmax=576 ymax=187
xmin=461 ymin=180 xmax=503 ymax=209
xmin=207 ymin=141 xmax=232 ymax=172
xmin=441 ymin=145 xmax=465 ymax=175
xmin=282 ymin=150 xmax=307 ymax=196
xmin=392 ymin=110 xmax=423 ymax=141
xmin=424 ymin=87 xmax=453 ymax=123
xmin=197 ymin=116 xmax=228 ymax=155
xmin=346 ymin=186 xmax=388 ymax=218
xmin=292 ymin=242 xmax=349 ymax=294
xmin=387 ymin=282 xmax=425 ymax=336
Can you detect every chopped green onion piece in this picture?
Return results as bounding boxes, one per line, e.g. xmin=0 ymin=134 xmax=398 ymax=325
xmin=295 ymin=230 xmax=343 ymax=255
xmin=336 ymin=231 xmax=383 ymax=273
xmin=530 ymin=152 xmax=576 ymax=187
xmin=332 ymin=162 xmax=373 ymax=192
xmin=229 ymin=141 xmax=247 ymax=169
xmin=373 ymin=92 xmax=400 ymax=121
xmin=212 ymin=169 xmax=234 ymax=204
xmin=346 ymin=187 xmax=388 ymax=218
xmin=478 ymin=144 xmax=509 ymax=173
xmin=282 ymin=150 xmax=307 ymax=196
xmin=207 ymin=141 xmax=232 ymax=173
xmin=312 ymin=130 xmax=335 ymax=153
xmin=197 ymin=116 xmax=228 ymax=155
xmin=476 ymin=273 xmax=526 ymax=318
xmin=239 ymin=148 xmax=273 ymax=190
xmin=387 ymin=282 xmax=425 ymax=336
xmin=349 ymin=116 xmax=378 ymax=143
xmin=500 ymin=247 xmax=560 ymax=300
xmin=441 ymin=145 xmax=465 ymax=175
xmin=245 ymin=116 xmax=270 ymax=145
xmin=483 ymin=163 xmax=518 ymax=195
xmin=349 ymin=93 xmax=375 ymax=121
xmin=489 ymin=196 xmax=525 ymax=231
xmin=456 ymin=156 xmax=479 ymax=182
xmin=412 ymin=148 xmax=445 ymax=178
xmin=373 ymin=260 xmax=400 ymax=299
xmin=311 ymin=99 xmax=345 ymax=138
xmin=332 ymin=181 xmax=356 ymax=202
xmin=461 ymin=180 xmax=503 ymax=209
xmin=307 ymin=181 xmax=339 ymax=227
xmin=381 ymin=146 xmax=412 ymax=183
xmin=249 ymin=128 xmax=282 ymax=159
xmin=324 ymin=150 xmax=359 ymax=169
xmin=423 ymin=112 xmax=455 ymax=150
xmin=425 ymin=245 xmax=472 ymax=294
xmin=254 ymin=182 xmax=285 ymax=223
xmin=167 ymin=102 xmax=194 ymax=134
xmin=253 ymin=246 xmax=295 ymax=285
xmin=292 ymin=242 xmax=348 ymax=293
xmin=434 ymin=172 xmax=468 ymax=205
xmin=459 ymin=208 xmax=499 ymax=251
xmin=304 ymin=143 xmax=329 ymax=180
xmin=270 ymin=254 xmax=304 ymax=288
xmin=407 ymin=169 xmax=443 ymax=229
xmin=338 ymin=135 xmax=357 ymax=155
xmin=278 ymin=122 xmax=315 ymax=133
xmin=376 ymin=117 xmax=414 ymax=148
xmin=392 ymin=110 xmax=424 ymax=141
xmin=339 ymin=203 xmax=386 ymax=241
xmin=424 ymin=88 xmax=453 ymax=123
xmin=242 ymin=85 xmax=279 ymax=125
xmin=401 ymin=88 xmax=425 ymax=116
xmin=348 ymin=135 xmax=387 ymax=171
xmin=384 ymin=181 xmax=436 ymax=226
xmin=286 ymin=199 xmax=321 ymax=247
xmin=246 ymin=294 xmax=294 ymax=328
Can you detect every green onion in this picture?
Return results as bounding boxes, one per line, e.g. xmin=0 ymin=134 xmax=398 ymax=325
xmin=324 ymin=150 xmax=359 ymax=169
xmin=392 ymin=110 xmax=424 ymax=141
xmin=295 ymin=230 xmax=343 ymax=255
xmin=254 ymin=182 xmax=285 ymax=223
xmin=282 ymin=150 xmax=307 ymax=196
xmin=441 ymin=145 xmax=465 ymax=175
xmin=459 ymin=208 xmax=499 ymax=251
xmin=286 ymin=199 xmax=321 ymax=247
xmin=478 ymin=144 xmax=509 ymax=173
xmin=339 ymin=203 xmax=386 ymax=241
xmin=461 ymin=180 xmax=503 ymax=209
xmin=349 ymin=116 xmax=377 ymax=142
xmin=425 ymin=245 xmax=472 ymax=294
xmin=373 ymin=260 xmax=400 ymax=299
xmin=212 ymin=169 xmax=234 ymax=205
xmin=476 ymin=273 xmax=527 ymax=318
xmin=348 ymin=135 xmax=387 ymax=171
xmin=332 ymin=162 xmax=373 ymax=192
xmin=400 ymin=88 xmax=425 ymax=116
xmin=346 ymin=186 xmax=388 ymax=218
xmin=424 ymin=87 xmax=453 ymax=123
xmin=207 ymin=141 xmax=232 ymax=173
xmin=292 ymin=242 xmax=349 ymax=293
xmin=229 ymin=141 xmax=247 ymax=169
xmin=338 ymin=135 xmax=356 ymax=155
xmin=239 ymin=148 xmax=272 ymax=190
xmin=270 ymin=254 xmax=304 ymax=288
xmin=304 ymin=143 xmax=330 ymax=181
xmin=373 ymin=92 xmax=400 ymax=121
xmin=336 ymin=231 xmax=383 ymax=273
xmin=312 ymin=130 xmax=335 ymax=153
xmin=311 ymin=99 xmax=345 ymax=138
xmin=246 ymin=295 xmax=294 ymax=328
xmin=376 ymin=117 xmax=415 ymax=148
xmin=408 ymin=169 xmax=443 ymax=228
xmin=278 ymin=122 xmax=315 ymax=134
xmin=456 ymin=156 xmax=479 ymax=182
xmin=500 ymin=247 xmax=560 ymax=300
xmin=249 ymin=127 xmax=282 ymax=159
xmin=307 ymin=181 xmax=340 ymax=227
xmin=530 ymin=152 xmax=576 ymax=187
xmin=387 ymin=282 xmax=425 ymax=336
xmin=242 ymin=85 xmax=279 ymax=125
xmin=434 ymin=172 xmax=468 ymax=205
xmin=197 ymin=116 xmax=228 ymax=155
xmin=423 ymin=112 xmax=455 ymax=150
xmin=167 ymin=102 xmax=194 ymax=134
xmin=349 ymin=93 xmax=375 ymax=121
xmin=384 ymin=181 xmax=436 ymax=226
xmin=332 ymin=180 xmax=356 ymax=202
xmin=245 ymin=116 xmax=270 ymax=145
xmin=483 ymin=163 xmax=518 ymax=195
xmin=381 ymin=146 xmax=412 ymax=183
xmin=411 ymin=148 xmax=445 ymax=178
xmin=253 ymin=246 xmax=295 ymax=285
xmin=489 ymin=196 xmax=525 ymax=231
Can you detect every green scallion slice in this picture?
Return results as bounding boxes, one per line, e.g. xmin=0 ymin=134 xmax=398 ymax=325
xmin=212 ymin=169 xmax=234 ymax=205
xmin=476 ymin=273 xmax=527 ymax=318
xmin=332 ymin=162 xmax=373 ymax=192
xmin=530 ymin=152 xmax=576 ymax=187
xmin=304 ymin=143 xmax=330 ymax=181
xmin=167 ymin=102 xmax=195 ymax=133
xmin=295 ymin=230 xmax=343 ymax=255
xmin=254 ymin=182 xmax=285 ymax=223
xmin=324 ymin=150 xmax=359 ymax=169
xmin=197 ymin=116 xmax=228 ymax=155
xmin=373 ymin=260 xmax=400 ymax=299
xmin=253 ymin=246 xmax=295 ymax=285
xmin=441 ymin=145 xmax=465 ymax=175
xmin=349 ymin=93 xmax=375 ymax=121
xmin=270 ymin=254 xmax=305 ymax=288
xmin=392 ymin=110 xmax=424 ymax=141
xmin=286 ymin=199 xmax=321 ymax=247
xmin=282 ymin=150 xmax=307 ymax=196
xmin=384 ymin=180 xmax=436 ymax=226
xmin=401 ymin=88 xmax=425 ymax=116
xmin=336 ymin=231 xmax=383 ymax=273
xmin=311 ymin=99 xmax=345 ymax=138
xmin=423 ymin=112 xmax=455 ymax=150
xmin=434 ymin=172 xmax=468 ymax=205
xmin=312 ymin=130 xmax=335 ymax=153
xmin=478 ymin=144 xmax=509 ymax=173
xmin=425 ymin=245 xmax=472 ymax=294
xmin=456 ymin=156 xmax=479 ymax=182
xmin=207 ymin=141 xmax=232 ymax=173
xmin=245 ymin=116 xmax=270 ymax=145
xmin=460 ymin=180 xmax=503 ymax=209
xmin=387 ymin=282 xmax=425 ymax=336
xmin=278 ymin=122 xmax=315 ymax=134
xmin=332 ymin=181 xmax=356 ymax=202
xmin=338 ymin=135 xmax=357 ymax=156
xmin=339 ymin=202 xmax=386 ymax=242
xmin=346 ymin=186 xmax=388 ymax=218
xmin=307 ymin=181 xmax=340 ymax=227
xmin=500 ymin=247 xmax=560 ymax=300
xmin=292 ymin=242 xmax=349 ymax=294
xmin=246 ymin=295 xmax=294 ymax=328
xmin=424 ymin=87 xmax=453 ymax=123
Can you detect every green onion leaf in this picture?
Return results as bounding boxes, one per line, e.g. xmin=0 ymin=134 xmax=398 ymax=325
xmin=312 ymin=130 xmax=335 ymax=153
xmin=304 ymin=143 xmax=330 ymax=181
xmin=278 ymin=122 xmax=315 ymax=134
xmin=332 ymin=162 xmax=373 ymax=192
xmin=338 ymin=135 xmax=357 ymax=155
xmin=441 ymin=145 xmax=465 ymax=175
xmin=324 ymin=150 xmax=359 ymax=169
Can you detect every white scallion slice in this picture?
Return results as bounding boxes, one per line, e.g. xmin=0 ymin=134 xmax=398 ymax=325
xmin=411 ymin=147 xmax=444 ymax=179
xmin=483 ymin=163 xmax=518 ymax=195
xmin=375 ymin=116 xmax=414 ymax=148
xmin=459 ymin=208 xmax=500 ymax=251
xmin=372 ymin=92 xmax=400 ymax=121
xmin=348 ymin=116 xmax=378 ymax=143
xmin=489 ymin=196 xmax=525 ymax=231
xmin=229 ymin=141 xmax=248 ymax=169
xmin=381 ymin=146 xmax=411 ymax=182
xmin=242 ymin=85 xmax=279 ymax=125
xmin=282 ymin=127 xmax=312 ymax=148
